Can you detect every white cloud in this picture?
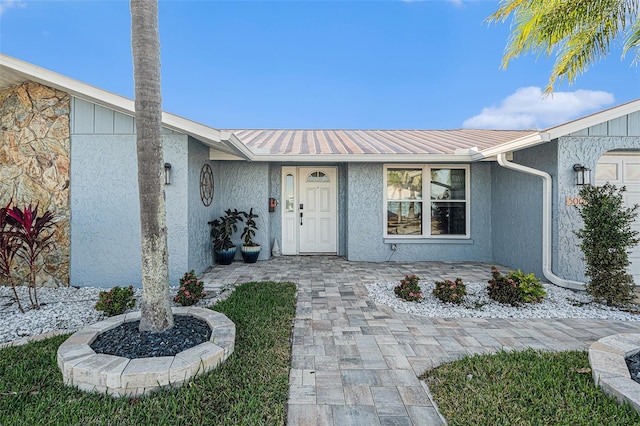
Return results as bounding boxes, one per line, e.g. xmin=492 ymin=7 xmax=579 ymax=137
xmin=0 ymin=0 xmax=26 ymax=16
xmin=462 ymin=87 xmax=615 ymax=130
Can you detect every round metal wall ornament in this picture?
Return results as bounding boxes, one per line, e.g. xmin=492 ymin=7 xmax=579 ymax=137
xmin=200 ymin=164 xmax=214 ymax=206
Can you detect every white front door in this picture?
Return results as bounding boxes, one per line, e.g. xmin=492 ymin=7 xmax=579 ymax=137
xmin=596 ymin=153 xmax=640 ymax=283
xmin=298 ymin=167 xmax=337 ymax=253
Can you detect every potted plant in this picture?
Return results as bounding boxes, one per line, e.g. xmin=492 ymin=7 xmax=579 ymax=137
xmin=208 ymin=209 xmax=242 ymax=265
xmin=240 ymin=208 xmax=260 ymax=263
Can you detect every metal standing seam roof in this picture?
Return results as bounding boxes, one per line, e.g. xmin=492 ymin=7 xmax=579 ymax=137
xmin=229 ymin=129 xmax=537 ymax=156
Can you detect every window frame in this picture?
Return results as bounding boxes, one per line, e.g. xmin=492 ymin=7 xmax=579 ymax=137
xmin=383 ymin=164 xmax=471 ymax=239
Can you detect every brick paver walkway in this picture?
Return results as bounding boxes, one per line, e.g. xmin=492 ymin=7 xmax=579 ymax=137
xmin=202 ymin=256 xmax=640 ymax=426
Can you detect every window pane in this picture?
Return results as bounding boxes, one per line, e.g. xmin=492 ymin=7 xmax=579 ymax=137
xmin=595 ymin=163 xmax=618 ymax=181
xmin=307 ymin=171 xmax=329 ymax=182
xmin=387 ymin=201 xmax=422 ymax=235
xmin=431 ymin=202 xmax=466 ymax=235
xmin=431 ymin=169 xmax=465 ymax=200
xmin=625 ymin=163 xmax=640 ymax=183
xmin=285 ymin=174 xmax=294 ymax=212
xmin=387 ymin=169 xmax=422 ymax=200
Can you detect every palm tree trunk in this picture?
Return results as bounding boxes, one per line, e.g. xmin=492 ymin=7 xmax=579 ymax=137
xmin=130 ymin=0 xmax=174 ymax=332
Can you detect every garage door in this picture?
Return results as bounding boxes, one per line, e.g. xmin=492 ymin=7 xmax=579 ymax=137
xmin=595 ymin=153 xmax=640 ymax=284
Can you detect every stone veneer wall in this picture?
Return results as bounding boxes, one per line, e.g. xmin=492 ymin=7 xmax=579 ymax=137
xmin=0 ymin=82 xmax=70 ymax=287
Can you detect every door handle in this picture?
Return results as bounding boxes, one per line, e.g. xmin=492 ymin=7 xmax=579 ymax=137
xmin=300 ymin=212 xmax=303 ymax=225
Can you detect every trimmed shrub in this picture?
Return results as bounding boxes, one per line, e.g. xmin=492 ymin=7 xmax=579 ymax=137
xmin=510 ymin=269 xmax=546 ymax=303
xmin=174 ymin=270 xmax=206 ymax=306
xmin=433 ymin=278 xmax=466 ymax=304
xmin=488 ymin=267 xmax=522 ymax=306
xmin=576 ymin=183 xmax=639 ymax=306
xmin=487 ymin=267 xmax=545 ymax=306
xmin=394 ymin=274 xmax=422 ymax=302
xmin=95 ymin=285 xmax=136 ymax=317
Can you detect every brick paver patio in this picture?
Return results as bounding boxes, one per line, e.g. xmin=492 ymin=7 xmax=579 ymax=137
xmin=202 ymin=256 xmax=640 ymax=426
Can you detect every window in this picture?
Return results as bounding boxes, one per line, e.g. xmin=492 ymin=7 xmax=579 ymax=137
xmin=285 ymin=174 xmax=295 ymax=212
xmin=307 ymin=171 xmax=330 ymax=182
xmin=385 ymin=165 xmax=469 ymax=238
xmin=386 ymin=168 xmax=423 ymax=235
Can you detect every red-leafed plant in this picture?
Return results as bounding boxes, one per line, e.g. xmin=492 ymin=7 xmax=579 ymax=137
xmin=6 ymin=204 xmax=57 ymax=310
xmin=0 ymin=201 xmax=25 ymax=312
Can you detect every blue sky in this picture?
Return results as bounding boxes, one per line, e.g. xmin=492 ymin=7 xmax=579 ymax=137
xmin=1 ymin=0 xmax=638 ymax=130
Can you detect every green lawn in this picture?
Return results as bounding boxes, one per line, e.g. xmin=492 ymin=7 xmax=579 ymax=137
xmin=421 ymin=348 xmax=640 ymax=426
xmin=0 ymin=281 xmax=296 ymax=426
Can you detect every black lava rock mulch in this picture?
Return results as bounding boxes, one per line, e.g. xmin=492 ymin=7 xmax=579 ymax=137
xmin=90 ymin=315 xmax=212 ymax=359
xmin=626 ymin=352 xmax=640 ymax=384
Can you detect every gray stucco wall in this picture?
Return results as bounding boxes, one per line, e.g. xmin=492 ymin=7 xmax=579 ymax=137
xmin=338 ymin=163 xmax=348 ymax=258
xmin=490 ymin=143 xmax=557 ymax=278
xmin=346 ymin=162 xmax=493 ymax=262
xmin=268 ymin=164 xmax=282 ymax=255
xmin=557 ymin=136 xmax=640 ymax=281
xmin=187 ymin=137 xmax=215 ymax=274
xmin=214 ymin=161 xmax=271 ymax=260
xmin=70 ymin=133 xmax=189 ymax=288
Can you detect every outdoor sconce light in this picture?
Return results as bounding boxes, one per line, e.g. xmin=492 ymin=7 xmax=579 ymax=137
xmin=573 ymin=164 xmax=591 ymax=186
xmin=164 ymin=163 xmax=172 ymax=185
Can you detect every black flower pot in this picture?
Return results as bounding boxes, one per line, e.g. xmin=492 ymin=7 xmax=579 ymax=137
xmin=241 ymin=245 xmax=261 ymax=263
xmin=215 ymin=247 xmax=236 ymax=265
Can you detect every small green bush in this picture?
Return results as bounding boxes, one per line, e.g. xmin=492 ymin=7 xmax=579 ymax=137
xmin=95 ymin=285 xmax=135 ymax=317
xmin=433 ymin=278 xmax=466 ymax=304
xmin=487 ymin=266 xmax=545 ymax=306
xmin=510 ymin=268 xmax=546 ymax=303
xmin=394 ymin=274 xmax=422 ymax=302
xmin=174 ymin=270 xmax=206 ymax=306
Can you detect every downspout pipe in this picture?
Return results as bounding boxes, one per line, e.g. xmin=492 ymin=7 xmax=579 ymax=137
xmin=497 ymin=153 xmax=585 ymax=290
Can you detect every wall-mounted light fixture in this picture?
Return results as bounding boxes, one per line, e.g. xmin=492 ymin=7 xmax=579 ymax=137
xmin=573 ymin=164 xmax=591 ymax=186
xmin=164 ymin=163 xmax=172 ymax=185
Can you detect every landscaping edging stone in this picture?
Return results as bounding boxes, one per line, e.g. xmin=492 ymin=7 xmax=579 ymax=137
xmin=589 ymin=333 xmax=640 ymax=412
xmin=57 ymin=307 xmax=235 ymax=397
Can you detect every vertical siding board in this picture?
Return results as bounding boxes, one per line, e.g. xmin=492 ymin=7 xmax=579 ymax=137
xmin=94 ymin=104 xmax=115 ymax=134
xmin=588 ymin=123 xmax=608 ymax=135
xmin=608 ymin=116 xmax=628 ymax=136
xmin=114 ymin=111 xmax=135 ymax=134
xmin=629 ymin=112 xmax=640 ymax=135
xmin=72 ymin=98 xmax=96 ymax=134
xmin=570 ymin=128 xmax=589 ymax=136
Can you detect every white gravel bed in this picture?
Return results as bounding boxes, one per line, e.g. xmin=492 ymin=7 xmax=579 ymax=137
xmin=0 ymin=285 xmax=225 ymax=345
xmin=366 ymin=281 xmax=640 ymax=321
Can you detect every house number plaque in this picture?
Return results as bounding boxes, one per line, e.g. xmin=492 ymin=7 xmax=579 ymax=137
xmin=566 ymin=196 xmax=587 ymax=206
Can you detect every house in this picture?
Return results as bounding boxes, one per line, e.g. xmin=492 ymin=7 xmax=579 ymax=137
xmin=1 ymin=54 xmax=639 ymax=289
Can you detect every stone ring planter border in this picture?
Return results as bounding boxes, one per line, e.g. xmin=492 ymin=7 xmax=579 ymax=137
xmin=57 ymin=306 xmax=235 ymax=398
xmin=588 ymin=333 xmax=640 ymax=413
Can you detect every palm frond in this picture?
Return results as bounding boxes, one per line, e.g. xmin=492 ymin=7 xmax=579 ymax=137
xmin=488 ymin=0 xmax=639 ymax=92
xmin=623 ymin=20 xmax=640 ymax=62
